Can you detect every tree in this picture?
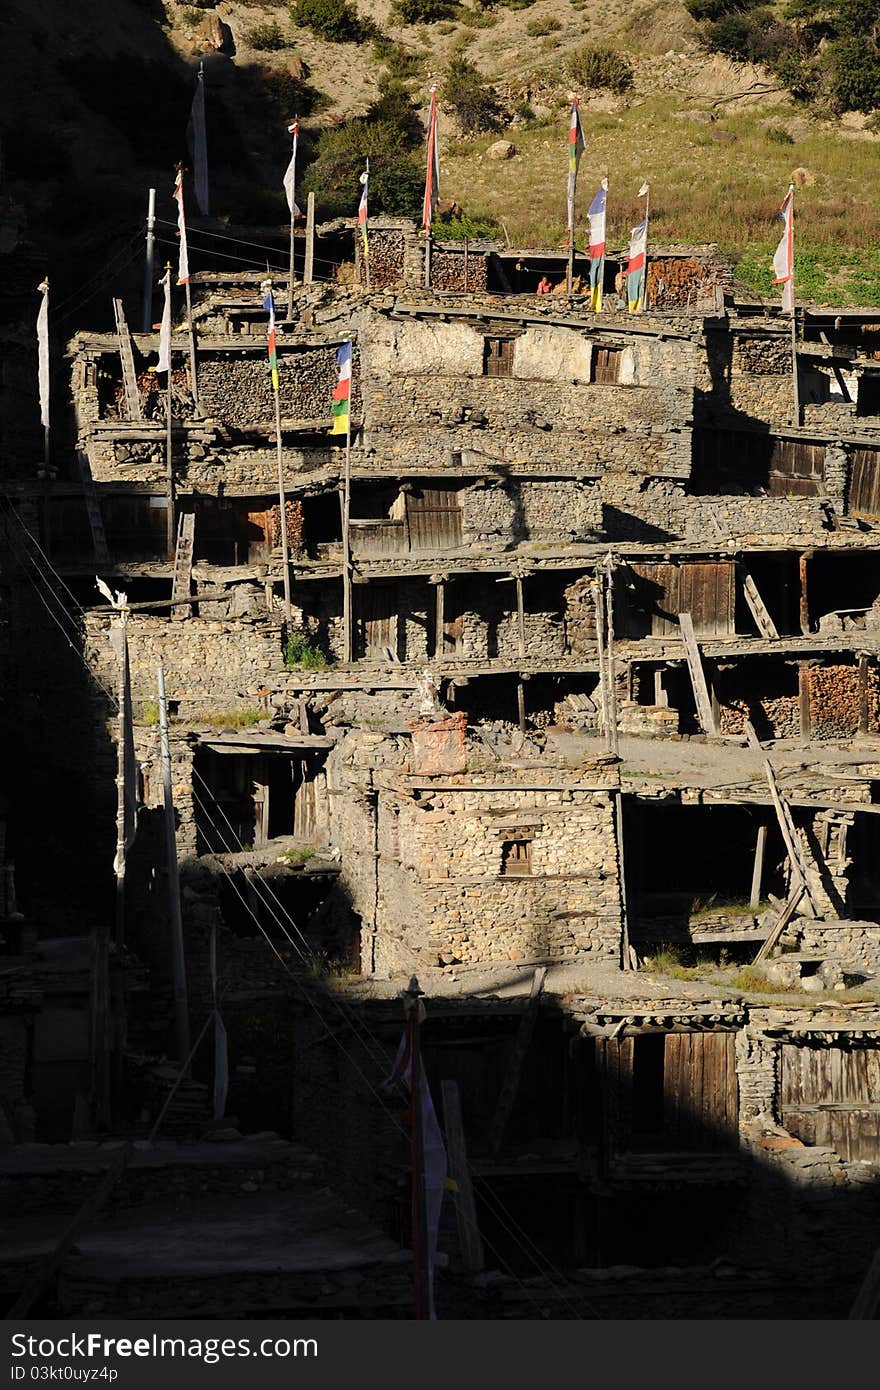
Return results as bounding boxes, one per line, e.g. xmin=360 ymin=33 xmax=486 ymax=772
xmin=441 ymin=57 xmax=502 ymax=135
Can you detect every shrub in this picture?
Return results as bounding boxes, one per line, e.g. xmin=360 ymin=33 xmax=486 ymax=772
xmin=371 ymin=38 xmax=425 ymax=78
xmin=390 ymin=0 xmax=457 ymax=21
xmin=181 ymin=6 xmax=207 ymax=24
xmin=441 ymin=56 xmax=503 ymax=133
xmin=458 ymin=6 xmax=499 ymax=26
xmin=436 ymin=212 xmax=501 ymax=239
xmin=828 ymin=35 xmax=880 ymax=112
xmin=525 ymin=14 xmax=561 ymax=34
xmin=565 ymin=45 xmax=634 ymax=95
xmin=244 ymin=21 xmax=291 ymax=49
xmin=765 ymin=123 xmax=795 ymax=143
xmin=289 ymin=0 xmax=377 ymax=43
xmin=302 ymin=78 xmax=425 ymax=219
xmin=284 ymin=632 xmax=328 ymax=669
xmin=685 ymin=0 xmax=766 ymax=17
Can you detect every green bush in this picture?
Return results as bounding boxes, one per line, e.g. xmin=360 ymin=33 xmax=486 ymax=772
xmin=371 ymin=38 xmax=425 ymax=78
xmin=391 ymin=0 xmax=457 ymax=20
xmin=525 ymin=14 xmax=561 ymax=33
xmin=458 ymin=6 xmax=499 ymax=26
xmin=244 ymin=21 xmax=291 ymax=49
xmin=828 ymin=35 xmax=880 ymax=112
xmin=436 ymin=212 xmax=501 ymax=239
xmin=685 ymin=0 xmax=766 ymax=18
xmin=290 ymin=0 xmax=377 ymax=43
xmin=565 ymin=45 xmax=634 ymax=95
xmin=181 ymin=6 xmax=206 ymax=24
xmin=441 ymin=56 xmax=503 ymax=133
xmin=764 ymin=123 xmax=795 ymax=143
xmin=284 ymin=632 xmax=328 ymax=669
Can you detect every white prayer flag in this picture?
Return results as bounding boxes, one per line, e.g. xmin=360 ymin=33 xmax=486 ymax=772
xmin=36 ymin=280 xmax=49 ymax=430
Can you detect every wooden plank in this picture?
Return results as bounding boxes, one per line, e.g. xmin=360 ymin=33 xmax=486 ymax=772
xmin=741 ymin=570 xmax=780 ymax=640
xmin=679 ymin=611 xmax=718 ymax=736
xmin=112 ymin=298 xmax=143 ymax=422
xmin=74 ymin=451 xmax=111 ymax=567
xmin=750 ymin=823 xmax=768 ymax=907
xmin=487 ymin=966 xmax=547 ymax=1155
xmin=763 ymin=759 xmax=821 ymax=916
xmin=170 ymin=511 xmax=195 ymax=618
xmin=4 ymin=1142 xmax=133 ymax=1317
xmin=440 ymin=1080 xmax=484 ymax=1274
xmin=752 ymin=882 xmax=806 ymax=963
xmin=850 ymin=1249 xmax=880 ymax=1318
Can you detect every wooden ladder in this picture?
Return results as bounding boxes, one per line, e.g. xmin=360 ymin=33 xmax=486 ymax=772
xmin=764 ymin=759 xmax=822 ymax=918
xmin=487 ymin=966 xmax=547 ymax=1156
xmin=74 ymin=450 xmax=111 ymax=567
xmin=740 ymin=569 xmax=780 ymax=640
xmin=112 ymin=298 xmax=143 ymax=422
xmin=170 ymin=512 xmax=195 ymax=618
xmin=679 ymin=611 xmax=718 ymax=736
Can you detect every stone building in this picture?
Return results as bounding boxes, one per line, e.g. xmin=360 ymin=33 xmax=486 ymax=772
xmin=3 ymin=217 xmax=880 ymax=1316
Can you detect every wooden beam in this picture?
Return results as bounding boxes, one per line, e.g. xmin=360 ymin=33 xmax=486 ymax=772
xmin=440 ymin=1080 xmax=484 ymax=1274
xmin=303 ymin=192 xmax=315 ymax=285
xmin=4 ymin=1142 xmax=133 ymax=1318
xmin=679 ymin=612 xmax=718 ymax=736
xmin=488 ymin=967 xmax=547 ymax=1156
xmin=849 ymin=1248 xmax=880 ymax=1319
xmin=435 ymin=580 xmax=445 ymax=662
xmin=515 ymin=574 xmax=526 ymax=659
xmin=753 ymin=882 xmax=805 ymax=963
xmin=799 ymin=550 xmax=811 ymax=635
xmin=799 ymin=662 xmax=812 ymax=739
xmin=750 ymin=822 xmax=768 ymax=908
xmin=858 ymin=653 xmax=869 ymax=734
xmin=740 ymin=569 xmax=779 ymax=640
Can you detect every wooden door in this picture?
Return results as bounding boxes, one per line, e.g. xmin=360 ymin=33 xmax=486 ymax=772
xmin=293 ymin=757 xmax=318 ymax=843
xmin=850 ymin=448 xmax=880 ymax=518
xmin=406 ymin=488 xmax=463 ymax=551
xmin=620 ymin=562 xmax=734 ymax=639
xmin=597 ymin=1030 xmax=738 ymax=1155
xmin=354 ymin=583 xmax=398 ymax=660
xmin=779 ymin=1043 xmax=880 ymax=1161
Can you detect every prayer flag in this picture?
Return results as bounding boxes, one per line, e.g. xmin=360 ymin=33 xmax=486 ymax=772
xmin=566 ymin=96 xmax=585 ymax=239
xmin=186 ymin=64 xmax=209 ymax=216
xmin=36 ymin=280 xmax=49 ymax=430
xmin=357 ymin=163 xmax=369 ymax=261
xmin=261 ymin=284 xmax=279 ymax=392
xmin=587 ymin=179 xmax=607 ymax=313
xmin=330 ymin=340 xmax=351 ymax=435
xmin=388 ymin=1021 xmax=447 ymax=1321
xmin=173 ymin=167 xmax=189 ymax=286
xmin=772 ymin=185 xmax=794 ymax=315
xmin=627 ymin=218 xmax=648 ymax=314
xmin=156 ymin=267 xmax=172 ymax=374
xmin=283 ymin=119 xmax=302 ymax=217
xmin=422 ymin=86 xmax=440 ymax=232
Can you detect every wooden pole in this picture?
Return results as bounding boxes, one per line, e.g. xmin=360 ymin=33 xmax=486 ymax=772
xmin=287 ymin=121 xmax=298 ymax=319
xmin=515 ymin=574 xmax=526 ymax=659
xmin=791 ymin=304 xmax=800 ymax=425
xmin=113 ymin=605 xmax=129 ymax=951
xmin=642 ymin=184 xmax=650 ymax=312
xmin=274 ymin=374 xmax=292 ymax=622
xmin=339 ymin=400 xmax=350 ymax=664
xmin=798 ymin=661 xmax=812 ymax=738
xmin=858 ymin=653 xmax=869 ymax=735
xmin=157 ymin=663 xmax=191 ymax=1070
xmin=142 ymin=188 xmax=156 ymax=333
xmin=304 ymin=192 xmax=315 ymax=285
xmin=594 ymin=577 xmax=609 ymax=740
xmin=750 ymin=822 xmax=768 ymax=908
xmin=799 ymin=550 xmax=811 ymax=634
xmin=425 ymin=232 xmax=432 ymax=290
xmin=440 ymin=1080 xmax=484 ymax=1273
xmin=183 ymin=276 xmax=199 ymax=408
xmin=403 ymin=976 xmax=430 ymax=1320
xmin=517 ymin=678 xmax=526 ymax=733
xmin=604 ymin=554 xmax=619 ymax=757
xmin=165 ymin=325 xmax=175 ymax=560
xmin=434 ymin=578 xmax=445 ymax=662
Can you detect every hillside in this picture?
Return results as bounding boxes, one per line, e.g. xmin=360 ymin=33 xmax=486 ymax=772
xmin=1 ymin=0 xmax=879 ymax=307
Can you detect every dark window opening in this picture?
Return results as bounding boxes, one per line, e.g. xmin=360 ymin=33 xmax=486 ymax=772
xmin=501 ymin=839 xmax=532 ymax=876
xmin=630 ymin=1034 xmax=666 ymax=1141
xmin=483 ymin=336 xmax=515 ymax=377
xmin=592 ymin=346 xmax=624 ymax=385
xmin=692 ymin=429 xmax=825 ymax=498
xmin=857 ymin=374 xmax=880 ymax=417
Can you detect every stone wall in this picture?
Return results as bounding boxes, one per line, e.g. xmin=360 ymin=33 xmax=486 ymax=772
xmin=86 ymin=614 xmax=285 ymax=717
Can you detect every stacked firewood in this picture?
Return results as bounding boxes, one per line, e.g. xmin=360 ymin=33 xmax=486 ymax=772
xmin=646 ymin=257 xmax=719 ymax=310
xmin=430 ymin=250 xmax=488 ymax=292
xmin=269 ymin=498 xmax=304 ymax=556
xmin=357 ymin=231 xmax=406 ymax=288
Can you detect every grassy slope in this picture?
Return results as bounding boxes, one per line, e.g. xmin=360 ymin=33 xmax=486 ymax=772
xmin=2 ymin=0 xmax=878 ymax=305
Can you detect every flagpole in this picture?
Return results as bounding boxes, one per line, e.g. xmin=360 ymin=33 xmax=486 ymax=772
xmin=789 ymin=185 xmax=800 ymax=426
xmin=176 ymin=164 xmax=199 ymax=408
xmin=37 ymin=279 xmax=52 ymax=558
xmin=142 ymin=189 xmax=156 ymax=333
xmin=114 ymin=599 xmax=130 ymax=951
xmin=566 ymin=93 xmax=581 ymax=298
xmin=158 ymin=662 xmax=191 ymax=1070
xmin=342 ymin=361 xmax=352 ymax=663
xmin=162 ymin=264 xmax=176 ymax=559
xmin=403 ymin=976 xmax=430 ymax=1320
xmin=364 ymin=157 xmax=371 ymax=292
xmin=641 ymin=183 xmax=650 ymax=312
xmin=287 ymin=118 xmax=298 ymax=320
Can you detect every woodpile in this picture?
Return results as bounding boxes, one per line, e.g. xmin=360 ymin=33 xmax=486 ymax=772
xmin=357 ymin=230 xmax=406 ymax=289
xmin=719 ymin=696 xmax=799 ymax=739
xmin=430 ymin=249 xmax=488 ymax=293
xmin=269 ymin=498 xmax=304 ymax=556
xmin=646 ymin=257 xmax=721 ymax=310
xmin=808 ymin=664 xmax=865 ymax=739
